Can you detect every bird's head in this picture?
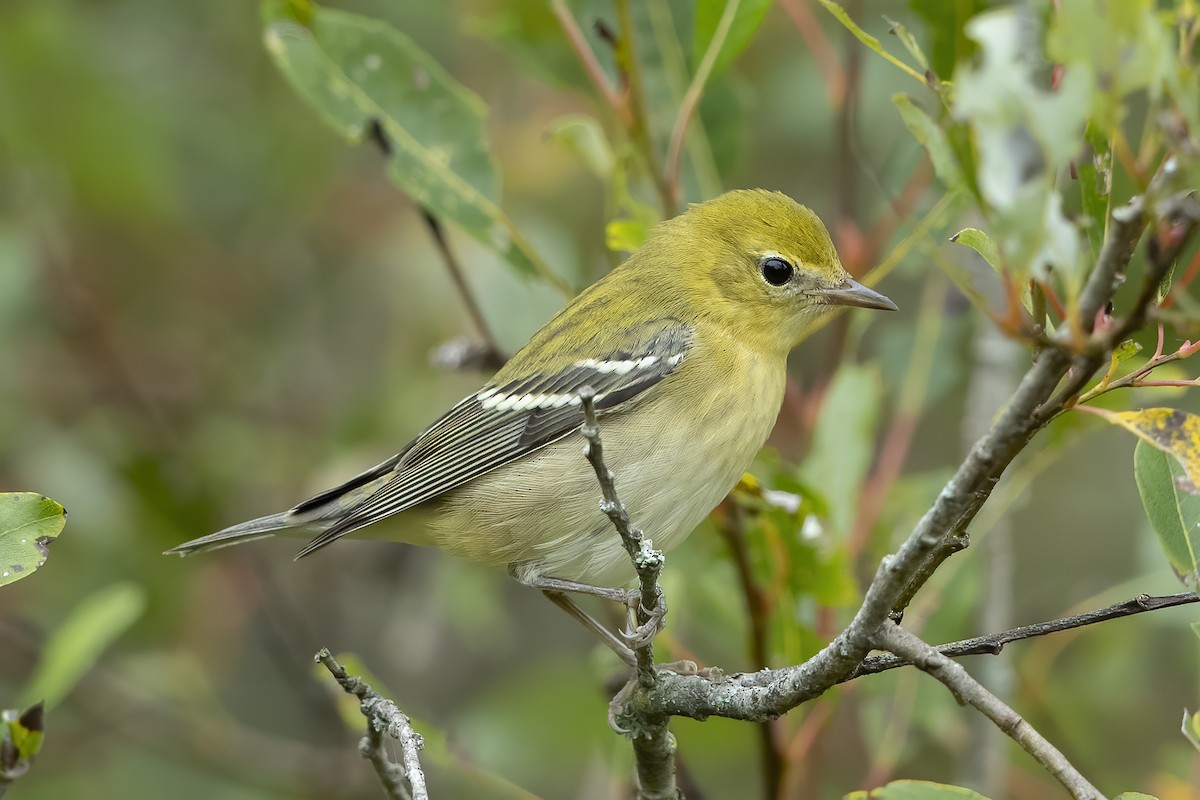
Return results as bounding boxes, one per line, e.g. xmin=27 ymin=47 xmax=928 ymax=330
xmin=645 ymin=189 xmax=896 ymax=355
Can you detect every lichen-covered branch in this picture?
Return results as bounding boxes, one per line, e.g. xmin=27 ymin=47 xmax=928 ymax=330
xmin=316 ymin=649 xmax=428 ymax=800
xmin=874 ymin=623 xmax=1104 ymax=800
xmin=577 ymin=387 xmax=677 ymax=800
xmin=615 ymin=188 xmax=1179 ymax=732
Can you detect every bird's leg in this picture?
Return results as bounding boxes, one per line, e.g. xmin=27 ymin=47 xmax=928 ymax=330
xmin=541 ymin=590 xmax=637 ymax=667
xmin=523 ymin=575 xmax=637 ymax=604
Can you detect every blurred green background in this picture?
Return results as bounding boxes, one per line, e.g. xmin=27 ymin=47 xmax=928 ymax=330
xmin=1 ymin=0 xmax=1198 ymax=798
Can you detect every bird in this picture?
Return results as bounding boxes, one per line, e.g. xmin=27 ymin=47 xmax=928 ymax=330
xmin=166 ymin=189 xmax=896 ymax=661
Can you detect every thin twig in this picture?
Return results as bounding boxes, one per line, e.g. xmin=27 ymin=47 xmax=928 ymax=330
xmin=577 ymin=387 xmax=677 ymax=800
xmin=852 ymin=592 xmax=1200 ymax=679
xmin=874 ymin=624 xmax=1104 ymax=800
xmin=367 ymin=119 xmax=507 ymax=371
xmin=578 ymin=387 xmax=665 ymax=682
xmin=418 ymin=211 xmax=506 ymax=371
xmin=316 ymin=649 xmax=428 ymax=800
xmin=778 ymin=0 xmax=846 ymax=105
xmin=613 ymin=0 xmax=676 ymax=216
xmin=664 ymin=0 xmax=739 ymax=206
xmin=551 ymin=0 xmax=629 ymax=124
xmin=713 ymin=503 xmax=783 ymax=799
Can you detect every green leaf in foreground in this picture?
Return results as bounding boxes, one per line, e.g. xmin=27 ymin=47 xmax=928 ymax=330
xmin=261 ymin=0 xmax=568 ymax=294
xmin=950 ymin=227 xmax=1000 ymax=271
xmin=0 ymin=493 xmax=66 ymax=588
xmin=22 ymin=582 xmax=147 ymax=709
xmin=693 ymin=0 xmax=772 ymax=78
xmin=846 ymin=779 xmax=992 ymax=799
xmin=1133 ymin=439 xmax=1200 ymax=588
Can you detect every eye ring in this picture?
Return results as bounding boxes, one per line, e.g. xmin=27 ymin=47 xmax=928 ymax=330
xmin=759 ymin=256 xmax=795 ymax=286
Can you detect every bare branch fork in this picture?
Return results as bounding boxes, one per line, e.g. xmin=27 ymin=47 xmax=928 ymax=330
xmin=592 ymin=179 xmax=1196 ymax=798
xmin=315 ymin=648 xmax=428 ymax=800
xmin=874 ymin=624 xmax=1104 ymax=800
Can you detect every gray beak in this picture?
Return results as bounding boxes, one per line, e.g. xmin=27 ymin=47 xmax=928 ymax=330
xmin=820 ymin=278 xmax=898 ymax=311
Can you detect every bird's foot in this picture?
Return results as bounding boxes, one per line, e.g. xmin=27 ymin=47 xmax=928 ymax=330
xmin=621 ymin=590 xmax=667 ymax=650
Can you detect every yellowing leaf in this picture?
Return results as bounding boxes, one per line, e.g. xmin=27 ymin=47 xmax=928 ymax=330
xmin=1093 ymin=408 xmax=1200 ymax=491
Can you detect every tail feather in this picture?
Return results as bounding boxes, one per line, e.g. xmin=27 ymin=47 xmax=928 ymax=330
xmin=165 ymin=512 xmax=297 ymax=556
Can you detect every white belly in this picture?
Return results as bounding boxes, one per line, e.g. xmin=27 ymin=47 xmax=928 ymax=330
xmin=426 ymin=354 xmax=786 ymax=586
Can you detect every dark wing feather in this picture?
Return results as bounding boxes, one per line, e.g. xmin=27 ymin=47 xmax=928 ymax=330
xmin=293 ymin=321 xmax=694 ymax=557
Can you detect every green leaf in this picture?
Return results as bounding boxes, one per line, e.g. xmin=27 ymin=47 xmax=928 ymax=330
xmin=1077 ymin=125 xmax=1111 ymax=256
xmin=950 ymin=227 xmax=999 ymax=271
xmin=1183 ymin=709 xmax=1200 ymax=753
xmin=893 ymin=94 xmax=964 ymax=195
xmin=0 ymin=493 xmax=66 ymax=588
xmin=799 ymin=364 xmax=882 ymax=536
xmin=1114 ymin=794 xmax=1160 ymax=800
xmin=847 ymin=779 xmax=993 ymax=799
xmin=693 ymin=0 xmax=772 ymax=78
xmin=261 ymin=1 xmax=568 ymax=294
xmin=817 ymin=0 xmax=925 ymax=83
xmin=465 ymin=0 xmax=590 ymax=91
xmin=1133 ymin=439 xmax=1200 ymax=588
xmin=884 ymin=15 xmax=929 ymax=72
xmin=908 ymin=0 xmax=985 ymax=78
xmin=545 ymin=114 xmax=613 ymax=179
xmin=22 ymin=582 xmax=146 ymax=709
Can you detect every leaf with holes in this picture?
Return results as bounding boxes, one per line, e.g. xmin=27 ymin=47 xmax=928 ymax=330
xmin=0 ymin=493 xmax=66 ymax=588
xmin=262 ymin=0 xmax=567 ymax=293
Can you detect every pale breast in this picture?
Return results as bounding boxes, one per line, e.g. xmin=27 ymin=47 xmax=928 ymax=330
xmin=426 ymin=340 xmax=787 ymax=586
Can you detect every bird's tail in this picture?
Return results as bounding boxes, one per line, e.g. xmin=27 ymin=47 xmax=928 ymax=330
xmin=164 ymin=512 xmax=297 ymax=556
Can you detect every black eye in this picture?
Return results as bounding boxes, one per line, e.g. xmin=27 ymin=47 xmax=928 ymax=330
xmin=760 ymin=256 xmax=794 ymax=286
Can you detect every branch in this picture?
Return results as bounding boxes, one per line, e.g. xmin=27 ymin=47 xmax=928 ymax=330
xmin=873 ymin=623 xmax=1104 ymax=800
xmin=316 ymin=649 xmax=428 ymax=800
xmin=551 ymin=0 xmax=630 ymax=124
xmin=617 ymin=191 xmax=1156 ymax=725
xmin=366 ymin=120 xmax=505 ymax=372
xmin=852 ymin=592 xmax=1200 ymax=678
xmin=664 ymin=0 xmax=738 ymax=207
xmin=577 ymin=388 xmax=677 ymax=800
xmin=613 ymin=0 xmax=676 ymax=216
xmin=419 ymin=211 xmax=506 ymax=372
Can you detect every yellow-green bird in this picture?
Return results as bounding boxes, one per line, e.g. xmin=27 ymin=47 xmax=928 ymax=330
xmin=167 ymin=189 xmax=895 ymax=656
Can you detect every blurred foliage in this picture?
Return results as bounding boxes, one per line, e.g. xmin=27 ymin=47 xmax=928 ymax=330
xmin=2 ymin=0 xmax=1199 ymax=798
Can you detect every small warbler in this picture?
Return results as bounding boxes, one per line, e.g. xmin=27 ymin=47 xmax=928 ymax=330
xmin=168 ymin=190 xmax=894 ymax=649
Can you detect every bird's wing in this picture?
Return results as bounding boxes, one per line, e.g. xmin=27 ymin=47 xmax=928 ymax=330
xmin=292 ymin=321 xmax=694 ymax=557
